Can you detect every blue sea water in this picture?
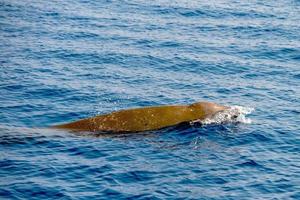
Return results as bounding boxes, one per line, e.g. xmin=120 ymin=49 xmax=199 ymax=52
xmin=1 ymin=0 xmax=300 ymax=199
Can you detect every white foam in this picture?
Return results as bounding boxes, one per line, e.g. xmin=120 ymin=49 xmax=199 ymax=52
xmin=191 ymin=105 xmax=254 ymax=125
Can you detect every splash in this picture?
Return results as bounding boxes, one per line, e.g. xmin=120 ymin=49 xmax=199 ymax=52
xmin=191 ymin=106 xmax=254 ymax=125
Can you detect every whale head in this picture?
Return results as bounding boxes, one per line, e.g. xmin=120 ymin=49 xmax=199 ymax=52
xmin=189 ymin=101 xmax=229 ymax=119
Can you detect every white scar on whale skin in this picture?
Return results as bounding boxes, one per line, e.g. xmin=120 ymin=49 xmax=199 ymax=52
xmin=191 ymin=106 xmax=254 ymax=125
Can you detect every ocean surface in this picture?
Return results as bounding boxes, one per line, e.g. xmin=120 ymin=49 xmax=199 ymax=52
xmin=1 ymin=0 xmax=300 ymax=199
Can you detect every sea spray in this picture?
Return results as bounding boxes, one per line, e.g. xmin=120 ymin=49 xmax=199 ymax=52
xmin=191 ymin=106 xmax=254 ymax=125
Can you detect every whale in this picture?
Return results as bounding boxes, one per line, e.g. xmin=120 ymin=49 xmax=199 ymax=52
xmin=52 ymin=101 xmax=228 ymax=132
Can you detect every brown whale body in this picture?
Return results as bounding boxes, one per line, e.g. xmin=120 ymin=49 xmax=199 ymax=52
xmin=52 ymin=102 xmax=227 ymax=132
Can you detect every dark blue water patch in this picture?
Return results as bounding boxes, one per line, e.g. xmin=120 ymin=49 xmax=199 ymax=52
xmin=7 ymin=182 xmax=67 ymax=200
xmin=132 ymin=38 xmax=155 ymax=48
xmin=247 ymin=179 xmax=299 ymax=198
xmin=25 ymin=86 xmax=72 ymax=99
xmin=238 ymin=46 xmax=300 ymax=61
xmin=0 ymin=159 xmax=40 ymax=179
xmin=225 ymin=25 xmax=297 ymax=40
xmin=229 ymin=130 xmax=272 ymax=147
xmin=0 ymin=2 xmax=23 ymax=14
xmin=54 ymin=31 xmax=101 ymax=41
xmin=179 ymin=9 xmax=212 ymax=18
xmin=98 ymin=188 xmax=123 ymax=199
xmin=133 ymin=3 xmax=277 ymax=20
xmin=43 ymin=11 xmax=60 ymax=18
xmin=113 ymin=170 xmax=157 ymax=184
xmin=63 ymin=145 xmax=109 ymax=159
xmin=0 ymin=188 xmax=15 ymax=200
xmin=0 ymin=132 xmax=64 ymax=148
xmin=236 ymin=159 xmax=261 ymax=168
xmin=28 ymin=50 xmax=147 ymax=66
xmin=262 ymin=47 xmax=300 ymax=61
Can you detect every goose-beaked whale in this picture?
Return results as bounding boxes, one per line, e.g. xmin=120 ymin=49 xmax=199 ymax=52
xmin=52 ymin=102 xmax=228 ymax=132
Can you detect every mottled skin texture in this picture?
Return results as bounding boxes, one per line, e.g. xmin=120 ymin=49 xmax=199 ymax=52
xmin=53 ymin=102 xmax=227 ymax=132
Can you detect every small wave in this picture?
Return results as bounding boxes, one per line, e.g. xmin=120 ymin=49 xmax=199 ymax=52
xmin=191 ymin=105 xmax=254 ymax=125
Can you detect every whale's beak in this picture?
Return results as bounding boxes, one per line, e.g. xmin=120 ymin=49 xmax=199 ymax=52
xmin=218 ymin=104 xmax=230 ymax=112
xmin=190 ymin=101 xmax=229 ymax=118
xmin=210 ymin=103 xmax=229 ymax=113
xmin=210 ymin=104 xmax=228 ymax=116
xmin=202 ymin=102 xmax=229 ymax=118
